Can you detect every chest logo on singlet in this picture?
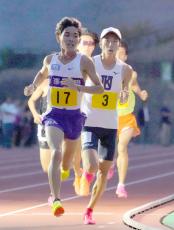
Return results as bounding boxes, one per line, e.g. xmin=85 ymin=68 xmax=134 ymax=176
xmin=91 ymin=74 xmax=117 ymax=110
xmin=101 ymin=75 xmax=113 ymax=90
xmin=51 ymin=64 xmax=61 ymax=71
xmin=113 ymin=72 xmax=119 ymax=76
xmin=67 ymin=66 xmax=73 ymax=71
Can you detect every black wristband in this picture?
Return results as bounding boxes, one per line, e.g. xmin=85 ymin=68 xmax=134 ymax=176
xmin=77 ymin=85 xmax=81 ymax=92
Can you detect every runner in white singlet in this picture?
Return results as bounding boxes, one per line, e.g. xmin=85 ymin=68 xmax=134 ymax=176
xmin=80 ymin=27 xmax=132 ymax=225
xmin=26 ymin=17 xmax=104 ymax=217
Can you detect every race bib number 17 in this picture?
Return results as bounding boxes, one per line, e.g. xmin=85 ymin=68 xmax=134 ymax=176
xmin=50 ymin=87 xmax=77 ymax=107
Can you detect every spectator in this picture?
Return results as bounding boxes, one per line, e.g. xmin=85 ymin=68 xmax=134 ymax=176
xmin=13 ymin=100 xmax=23 ymax=146
xmin=159 ymin=102 xmax=172 ymax=146
xmin=137 ymin=101 xmax=150 ymax=144
xmin=0 ymin=98 xmax=18 ymax=148
xmin=21 ymin=102 xmax=36 ymax=147
xmin=0 ymin=110 xmax=2 ymax=146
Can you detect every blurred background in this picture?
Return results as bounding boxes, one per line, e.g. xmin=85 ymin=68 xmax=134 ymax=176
xmin=0 ymin=0 xmax=174 ymax=147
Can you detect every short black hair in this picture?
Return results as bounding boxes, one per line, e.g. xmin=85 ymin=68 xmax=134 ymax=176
xmin=81 ymin=27 xmax=99 ymax=46
xmin=55 ymin=17 xmax=82 ymax=36
xmin=120 ymin=40 xmax=129 ymax=55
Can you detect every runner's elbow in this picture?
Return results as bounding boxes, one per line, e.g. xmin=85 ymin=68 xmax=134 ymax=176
xmin=98 ymin=85 xmax=104 ymax=93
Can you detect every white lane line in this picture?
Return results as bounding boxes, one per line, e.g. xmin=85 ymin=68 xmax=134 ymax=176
xmin=0 ymin=203 xmax=48 ymax=217
xmin=130 ymin=150 xmax=174 ymax=161
xmin=0 ymin=170 xmax=174 ymax=218
xmin=129 ymin=158 xmax=174 ymax=170
xmin=120 ymin=171 xmax=174 ymax=189
xmin=0 ymin=193 xmax=78 ymax=217
xmin=0 ymin=149 xmax=172 ymax=171
xmin=0 ymin=212 xmax=114 ymax=216
xmin=0 ymin=157 xmax=173 ymax=192
xmin=0 ymin=158 xmax=38 ymax=166
xmin=0 ymin=170 xmax=43 ymax=180
xmin=107 ymin=221 xmax=116 ymax=224
xmin=0 ymin=178 xmax=73 ymax=194
xmin=0 ymin=157 xmax=173 ymax=181
xmin=0 ymin=162 xmax=40 ymax=171
xmin=123 ymin=194 xmax=174 ymax=230
xmin=0 ymin=147 xmax=163 ymax=164
xmin=128 ymin=146 xmax=172 ymax=155
xmin=0 ymin=182 xmax=48 ymax=194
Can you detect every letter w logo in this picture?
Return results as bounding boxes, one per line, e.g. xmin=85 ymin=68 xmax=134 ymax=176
xmin=101 ymin=75 xmax=113 ymax=90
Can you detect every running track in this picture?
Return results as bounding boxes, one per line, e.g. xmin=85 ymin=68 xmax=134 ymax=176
xmin=0 ymin=144 xmax=174 ymax=230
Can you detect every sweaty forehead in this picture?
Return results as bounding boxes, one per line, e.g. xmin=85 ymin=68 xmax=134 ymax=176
xmin=119 ymin=47 xmax=126 ymax=53
xmin=81 ymin=34 xmax=94 ymax=41
xmin=63 ymin=26 xmax=79 ymax=34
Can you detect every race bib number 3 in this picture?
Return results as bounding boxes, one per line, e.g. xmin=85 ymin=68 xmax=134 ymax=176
xmin=50 ymin=87 xmax=77 ymax=107
xmin=92 ymin=92 xmax=118 ymax=110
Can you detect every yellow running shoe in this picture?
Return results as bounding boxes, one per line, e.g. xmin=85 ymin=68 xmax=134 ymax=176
xmin=73 ymin=176 xmax=81 ymax=195
xmin=79 ymin=175 xmax=90 ymax=196
xmin=51 ymin=199 xmax=64 ymax=217
xmin=61 ymin=169 xmax=70 ymax=181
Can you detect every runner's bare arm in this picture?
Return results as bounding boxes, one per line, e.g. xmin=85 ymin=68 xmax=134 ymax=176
xmin=24 ymin=55 xmax=51 ymax=96
xmin=28 ymin=82 xmax=45 ymax=124
xmin=122 ymin=64 xmax=132 ymax=91
xmin=131 ymin=71 xmax=148 ymax=101
xmin=79 ymin=55 xmax=104 ymax=93
xmin=119 ymin=64 xmax=132 ymax=104
xmin=62 ymin=55 xmax=104 ymax=94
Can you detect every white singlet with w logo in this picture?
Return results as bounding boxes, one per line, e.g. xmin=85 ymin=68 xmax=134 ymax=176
xmin=82 ymin=55 xmax=125 ymax=129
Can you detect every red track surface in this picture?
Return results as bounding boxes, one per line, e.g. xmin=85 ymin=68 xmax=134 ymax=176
xmin=0 ymin=144 xmax=174 ymax=230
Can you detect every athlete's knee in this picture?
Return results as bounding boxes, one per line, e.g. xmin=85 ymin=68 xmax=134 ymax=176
xmin=84 ymin=161 xmax=98 ymax=174
xmin=42 ymin=165 xmax=48 ymax=173
xmin=50 ymin=149 xmax=62 ymax=165
xmin=118 ymin=142 xmax=127 ymax=155
xmin=82 ymin=153 xmax=98 ymax=173
xmin=97 ymin=169 xmax=108 ymax=179
xmin=61 ymin=161 xmax=71 ymax=171
xmin=72 ymin=155 xmax=81 ymax=166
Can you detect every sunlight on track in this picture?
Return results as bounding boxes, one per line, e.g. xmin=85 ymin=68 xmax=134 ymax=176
xmin=1 ymin=171 xmax=174 ymax=218
xmin=0 ymin=212 xmax=114 ymax=216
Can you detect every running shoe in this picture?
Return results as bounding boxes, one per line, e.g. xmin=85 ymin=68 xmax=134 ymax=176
xmin=83 ymin=209 xmax=96 ymax=225
xmin=107 ymin=164 xmax=115 ymax=180
xmin=116 ymin=184 xmax=128 ymax=198
xmin=73 ymin=175 xmax=81 ymax=195
xmin=79 ymin=175 xmax=90 ymax=196
xmin=85 ymin=172 xmax=95 ymax=183
xmin=48 ymin=194 xmax=53 ymax=206
xmin=61 ymin=169 xmax=70 ymax=181
xmin=51 ymin=199 xmax=64 ymax=217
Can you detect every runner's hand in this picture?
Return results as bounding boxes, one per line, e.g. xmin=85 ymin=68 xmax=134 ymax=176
xmin=33 ymin=113 xmax=42 ymax=124
xmin=140 ymin=90 xmax=148 ymax=101
xmin=119 ymin=89 xmax=129 ymax=104
xmin=61 ymin=78 xmax=77 ymax=90
xmin=24 ymin=84 xmax=36 ymax=96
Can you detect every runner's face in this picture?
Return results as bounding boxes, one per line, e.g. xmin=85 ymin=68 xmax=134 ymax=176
xmin=101 ymin=33 xmax=120 ymax=56
xmin=58 ymin=26 xmax=80 ymax=52
xmin=117 ymin=47 xmax=127 ymax=62
xmin=78 ymin=35 xmax=95 ymax=57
